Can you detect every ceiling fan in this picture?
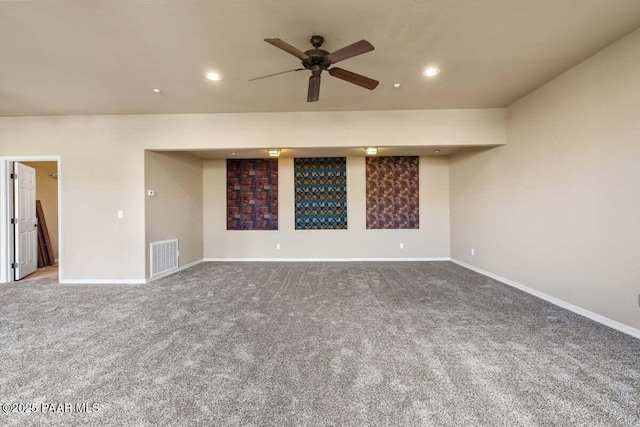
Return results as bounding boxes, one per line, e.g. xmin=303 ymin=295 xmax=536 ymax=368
xmin=250 ymin=35 xmax=379 ymax=102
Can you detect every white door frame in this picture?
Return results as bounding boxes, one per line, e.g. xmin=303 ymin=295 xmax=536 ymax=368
xmin=0 ymin=156 xmax=62 ymax=283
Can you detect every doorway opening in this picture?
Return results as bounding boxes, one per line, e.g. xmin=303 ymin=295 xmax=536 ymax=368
xmin=1 ymin=156 xmax=62 ymax=284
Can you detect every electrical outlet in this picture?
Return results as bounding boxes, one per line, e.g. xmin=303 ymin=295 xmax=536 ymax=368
xmin=276 ymin=243 xmax=281 ymax=250
xmin=399 ymin=243 xmax=404 ymax=249
xmin=471 ymin=248 xmax=475 ymax=256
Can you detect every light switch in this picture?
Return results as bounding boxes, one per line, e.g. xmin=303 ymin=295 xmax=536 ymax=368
xmin=118 ymin=210 xmax=124 ymax=219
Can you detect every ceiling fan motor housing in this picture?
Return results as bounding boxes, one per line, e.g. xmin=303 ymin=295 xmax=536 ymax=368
xmin=302 ymin=35 xmax=331 ymax=71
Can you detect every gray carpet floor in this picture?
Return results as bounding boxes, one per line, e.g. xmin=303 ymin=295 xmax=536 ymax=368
xmin=0 ymin=262 xmax=639 ymax=426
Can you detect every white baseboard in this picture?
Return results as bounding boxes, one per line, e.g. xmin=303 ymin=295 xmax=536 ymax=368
xmin=56 ymin=258 xmax=448 ymax=284
xmin=60 ymin=278 xmax=147 ymax=285
xmin=203 ymin=257 xmax=451 ymax=262
xmin=450 ymin=258 xmax=640 ymax=340
xmin=146 ymin=258 xmax=204 ymax=283
xmin=59 ymin=259 xmax=205 ymax=285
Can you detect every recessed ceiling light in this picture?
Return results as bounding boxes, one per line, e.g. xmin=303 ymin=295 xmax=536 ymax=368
xmin=365 ymin=147 xmax=378 ymax=156
xmin=152 ymin=88 xmax=161 ymax=93
xmin=423 ymin=67 xmax=441 ymax=77
xmin=435 ymin=149 xmax=441 ymax=153
xmin=268 ymin=149 xmax=281 ymax=157
xmin=205 ymin=72 xmax=221 ymax=81
xmin=231 ymin=152 xmax=236 ymax=156
xmin=393 ymin=83 xmax=401 ymax=88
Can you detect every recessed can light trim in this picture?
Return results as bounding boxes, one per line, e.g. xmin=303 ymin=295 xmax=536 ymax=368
xmin=423 ymin=67 xmax=441 ymax=77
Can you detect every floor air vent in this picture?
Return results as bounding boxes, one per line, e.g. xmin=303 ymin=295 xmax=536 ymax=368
xmin=150 ymin=239 xmax=179 ymax=277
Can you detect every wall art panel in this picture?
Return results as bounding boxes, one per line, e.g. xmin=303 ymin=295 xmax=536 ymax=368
xmin=294 ymin=157 xmax=347 ymax=230
xmin=227 ymin=159 xmax=278 ymax=230
xmin=366 ymin=156 xmax=419 ymax=229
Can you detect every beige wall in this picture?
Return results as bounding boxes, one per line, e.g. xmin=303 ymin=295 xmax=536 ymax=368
xmin=450 ymin=29 xmax=640 ymax=329
xmin=22 ymin=161 xmax=59 ymax=261
xmin=0 ymin=109 xmax=504 ymax=281
xmin=203 ymin=156 xmax=450 ymax=259
xmin=145 ymin=151 xmax=203 ymax=278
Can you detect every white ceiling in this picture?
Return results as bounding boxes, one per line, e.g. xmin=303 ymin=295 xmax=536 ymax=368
xmin=2 ymin=0 xmax=640 ymax=116
xmin=164 ymin=146 xmax=462 ymax=160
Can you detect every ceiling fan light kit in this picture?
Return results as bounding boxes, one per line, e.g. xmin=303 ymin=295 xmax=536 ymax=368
xmin=252 ymin=35 xmax=379 ymax=102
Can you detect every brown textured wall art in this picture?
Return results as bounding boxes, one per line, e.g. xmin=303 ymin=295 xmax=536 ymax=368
xmin=227 ymin=159 xmax=278 ymax=230
xmin=366 ymin=156 xmax=419 ymax=229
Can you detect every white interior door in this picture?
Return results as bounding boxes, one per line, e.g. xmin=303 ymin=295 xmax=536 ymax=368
xmin=14 ymin=162 xmax=38 ymax=280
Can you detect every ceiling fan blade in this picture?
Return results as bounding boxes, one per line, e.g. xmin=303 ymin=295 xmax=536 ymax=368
xmin=326 ymin=40 xmax=374 ymax=64
xmin=329 ymin=67 xmax=379 ymax=90
xmin=307 ymin=75 xmax=321 ymax=102
xmin=264 ymin=38 xmax=310 ymax=60
xmin=249 ymin=68 xmax=305 ymax=81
